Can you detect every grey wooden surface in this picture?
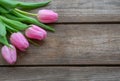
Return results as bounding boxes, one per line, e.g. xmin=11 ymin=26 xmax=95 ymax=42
xmin=1 ymin=0 xmax=120 ymax=81
xmin=0 ymin=67 xmax=120 ymax=81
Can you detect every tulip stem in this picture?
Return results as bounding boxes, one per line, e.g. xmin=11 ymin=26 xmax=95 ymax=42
xmin=27 ymin=38 xmax=39 ymax=46
xmin=15 ymin=8 xmax=37 ymax=16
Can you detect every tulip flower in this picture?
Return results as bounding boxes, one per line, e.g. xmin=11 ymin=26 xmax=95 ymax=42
xmin=10 ymin=32 xmax=29 ymax=51
xmin=37 ymin=9 xmax=58 ymax=23
xmin=1 ymin=45 xmax=17 ymax=64
xmin=11 ymin=9 xmax=55 ymax=32
xmin=25 ymin=25 xmax=47 ymax=40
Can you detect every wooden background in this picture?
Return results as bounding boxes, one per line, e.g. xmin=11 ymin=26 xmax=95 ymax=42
xmin=1 ymin=0 xmax=120 ymax=81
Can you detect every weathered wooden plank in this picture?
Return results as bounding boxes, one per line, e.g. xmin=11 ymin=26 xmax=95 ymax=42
xmin=1 ymin=24 xmax=120 ymax=65
xmin=0 ymin=67 xmax=120 ymax=81
xmin=22 ymin=0 xmax=120 ymax=22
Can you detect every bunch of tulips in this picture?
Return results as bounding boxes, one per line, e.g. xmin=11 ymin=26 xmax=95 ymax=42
xmin=0 ymin=0 xmax=58 ymax=64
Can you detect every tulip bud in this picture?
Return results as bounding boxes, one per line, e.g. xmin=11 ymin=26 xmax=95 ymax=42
xmin=10 ymin=32 xmax=29 ymax=51
xmin=25 ymin=25 xmax=47 ymax=40
xmin=1 ymin=45 xmax=17 ymax=64
xmin=37 ymin=9 xmax=58 ymax=23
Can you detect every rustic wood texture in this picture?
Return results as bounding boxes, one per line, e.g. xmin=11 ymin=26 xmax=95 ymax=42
xmin=22 ymin=0 xmax=120 ymax=23
xmin=1 ymin=24 xmax=120 ymax=65
xmin=0 ymin=67 xmax=120 ymax=81
xmin=1 ymin=0 xmax=120 ymax=81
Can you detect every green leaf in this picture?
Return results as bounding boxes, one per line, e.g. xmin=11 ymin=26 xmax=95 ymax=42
xmin=0 ymin=0 xmax=18 ymax=8
xmin=5 ymin=24 xmax=18 ymax=32
xmin=0 ymin=6 xmax=9 ymax=14
xmin=0 ymin=35 xmax=9 ymax=46
xmin=3 ymin=14 xmax=26 ymax=21
xmin=0 ymin=0 xmax=51 ymax=9
xmin=0 ymin=19 xmax=9 ymax=46
xmin=0 ymin=16 xmax=28 ymax=31
xmin=0 ymin=19 xmax=6 ymax=36
xmin=18 ymin=0 xmax=51 ymax=9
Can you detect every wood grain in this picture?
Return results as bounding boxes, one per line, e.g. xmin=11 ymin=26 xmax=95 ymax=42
xmin=1 ymin=0 xmax=120 ymax=80
xmin=0 ymin=67 xmax=120 ymax=81
xmin=1 ymin=24 xmax=120 ymax=65
xmin=22 ymin=0 xmax=120 ymax=23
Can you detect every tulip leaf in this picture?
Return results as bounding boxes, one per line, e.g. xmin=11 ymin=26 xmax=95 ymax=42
xmin=0 ymin=16 xmax=28 ymax=31
xmin=0 ymin=19 xmax=9 ymax=46
xmin=0 ymin=6 xmax=9 ymax=14
xmin=0 ymin=0 xmax=51 ymax=9
xmin=0 ymin=36 xmax=9 ymax=46
xmin=0 ymin=19 xmax=6 ymax=36
xmin=5 ymin=24 xmax=19 ymax=32
xmin=19 ymin=0 xmax=51 ymax=9
xmin=0 ymin=0 xmax=18 ymax=8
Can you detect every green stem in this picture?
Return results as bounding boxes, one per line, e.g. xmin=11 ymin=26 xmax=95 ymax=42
xmin=27 ymin=38 xmax=39 ymax=46
xmin=15 ymin=8 xmax=37 ymax=16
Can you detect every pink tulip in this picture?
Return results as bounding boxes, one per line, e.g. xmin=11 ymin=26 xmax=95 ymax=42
xmin=37 ymin=9 xmax=58 ymax=23
xmin=25 ymin=25 xmax=47 ymax=40
xmin=10 ymin=32 xmax=29 ymax=51
xmin=1 ymin=45 xmax=17 ymax=64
